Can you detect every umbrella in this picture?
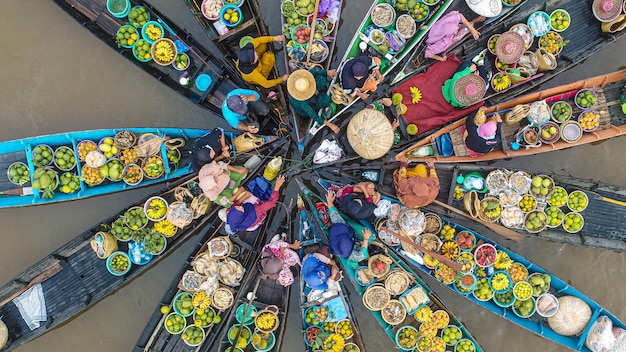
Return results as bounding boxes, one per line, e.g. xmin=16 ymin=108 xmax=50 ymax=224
xmin=346 ymin=109 xmax=394 ymax=160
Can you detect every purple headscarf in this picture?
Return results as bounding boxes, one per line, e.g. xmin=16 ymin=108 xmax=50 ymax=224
xmin=226 ymin=203 xmax=257 ymax=232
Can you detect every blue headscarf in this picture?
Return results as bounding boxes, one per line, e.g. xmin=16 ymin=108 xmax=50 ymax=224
xmin=302 ymin=254 xmax=331 ymax=290
xmin=226 ymin=203 xmax=257 ymax=233
xmin=329 ymin=223 xmax=355 ymax=258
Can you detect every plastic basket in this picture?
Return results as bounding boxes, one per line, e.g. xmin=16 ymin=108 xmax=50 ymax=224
xmin=398 ymin=285 xmax=430 ymax=315
xmin=454 ymin=339 xmax=476 ymax=352
xmin=7 ymin=162 xmax=30 ymax=186
xmin=455 ymin=231 xmax=475 ymax=252
xmin=309 ymin=39 xmax=329 ymax=63
xmin=227 ymin=324 xmax=252 ymax=344
xmin=172 ymin=53 xmax=191 ymax=71
xmin=77 ymin=140 xmax=97 ymax=161
xmin=356 ymin=266 xmax=375 ymax=286
xmin=560 ymin=120 xmax=583 ymax=143
xmin=220 ymin=5 xmax=243 ymax=27
xmin=493 ymin=287 xmax=516 ymax=308
xmin=252 ymin=331 xmax=275 ymax=351
xmin=173 ymin=292 xmax=196 ymax=317
xmin=116 ymin=25 xmax=138 ymax=48
xmin=128 ymin=241 xmax=153 ymax=265
xmin=536 ymin=293 xmax=559 ymax=317
xmin=545 ymin=206 xmax=565 ymax=228
xmin=458 ymin=273 xmax=477 ymax=291
xmin=53 ymin=146 xmax=76 ymax=171
xmin=489 ymin=271 xmax=513 ymax=294
xmin=163 ymin=312 xmax=186 ymax=335
xmin=513 ymin=281 xmax=532 ymax=301
xmin=487 ymin=34 xmax=499 ymax=54
xmin=123 ymin=164 xmax=144 ymax=186
xmin=32 ymin=144 xmax=54 ymax=167
xmin=538 ymin=122 xmax=560 ymax=144
xmin=574 ymin=88 xmax=597 ymax=109
xmin=549 ymin=9 xmax=570 ymax=32
xmin=132 ymin=40 xmax=153 ymax=62
xmin=371 ymin=3 xmax=395 ymax=27
xmin=223 ymin=0 xmax=244 ymax=7
xmin=440 ymin=325 xmax=462 ymax=346
xmin=566 ymin=190 xmax=589 ymax=212
xmin=395 ymin=326 xmax=419 ymax=351
xmin=396 ymin=14 xmax=416 ymax=38
xmin=523 ymin=210 xmax=548 ymax=233
xmin=509 ymin=24 xmax=534 ymax=49
xmin=550 ymin=101 xmax=573 ymax=123
xmin=107 ymin=0 xmax=130 ymax=18
xmin=527 ymin=11 xmax=551 ymax=37
xmin=474 ymin=243 xmax=497 ymax=268
xmin=141 ymin=21 xmax=164 ymax=44
xmin=201 ymin=0 xmax=224 ymax=20
xmin=128 ymin=6 xmax=151 ymax=28
xmin=106 ymin=158 xmax=124 ymax=182
xmin=422 ymin=0 xmax=441 ymax=6
xmin=563 ymin=212 xmax=585 ymax=233
xmin=106 ymin=251 xmax=131 ymax=276
xmin=578 ymin=110 xmax=600 ymax=132
xmin=182 ymin=325 xmax=206 ymax=346
xmin=151 ymin=38 xmax=177 ymax=66
xmin=512 ymin=296 xmax=536 ymax=318
xmin=235 ymin=303 xmax=257 ymax=325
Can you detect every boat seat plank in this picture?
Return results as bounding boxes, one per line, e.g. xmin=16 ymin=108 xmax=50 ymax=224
xmin=64 ymin=0 xmax=106 ymax=22
xmin=449 ymin=128 xmax=468 ymax=157
xmin=54 ymin=236 xmax=92 ymax=259
xmin=96 ymin=10 xmax=124 ymax=37
xmin=0 ymin=151 xmax=29 ymax=192
xmin=66 ymin=245 xmax=122 ymax=298
xmin=216 ymin=19 xmax=256 ymax=43
xmin=582 ymin=199 xmax=626 ymax=241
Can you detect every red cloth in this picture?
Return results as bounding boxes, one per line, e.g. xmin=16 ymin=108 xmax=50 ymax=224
xmin=394 ymin=54 xmax=484 ymax=134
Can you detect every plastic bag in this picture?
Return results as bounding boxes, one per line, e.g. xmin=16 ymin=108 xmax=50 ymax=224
xmin=327 ymin=0 xmax=341 ymax=24
xmin=313 ymin=139 xmax=343 ymax=164
xmin=463 ymin=175 xmax=485 ymax=191
xmin=585 ymin=315 xmax=626 ymax=352
xmin=527 ymin=100 xmax=550 ymax=125
xmin=324 ymin=296 xmax=348 ymax=322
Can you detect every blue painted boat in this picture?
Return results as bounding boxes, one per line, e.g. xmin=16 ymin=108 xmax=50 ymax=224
xmin=296 ymin=192 xmax=367 ymax=352
xmin=298 ymin=179 xmax=484 ymax=352
xmin=0 ymin=128 xmax=278 ymax=208
xmin=317 ymin=178 xmax=626 ymax=351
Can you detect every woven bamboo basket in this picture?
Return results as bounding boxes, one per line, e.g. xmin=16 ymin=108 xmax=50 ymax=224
xmin=346 ymin=108 xmax=394 ymax=160
xmin=167 ymin=201 xmax=194 ymax=229
xmin=476 ymin=196 xmax=502 ymax=223
xmin=368 ymin=254 xmax=392 ymax=278
xmin=363 ymin=284 xmax=390 ymax=311
xmin=211 ymin=286 xmax=235 ymax=310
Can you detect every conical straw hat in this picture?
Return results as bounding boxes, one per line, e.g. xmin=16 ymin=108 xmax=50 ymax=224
xmin=287 ymin=69 xmax=316 ymax=101
xmin=452 ymin=74 xmax=486 ymax=107
xmin=346 ymin=109 xmax=394 ymax=160
xmin=0 ymin=319 xmax=7 ymax=349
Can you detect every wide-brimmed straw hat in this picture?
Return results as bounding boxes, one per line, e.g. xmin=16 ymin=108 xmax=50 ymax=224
xmin=346 ymin=108 xmax=394 ymax=160
xmin=465 ymin=0 xmax=502 ymax=18
xmin=593 ymin=0 xmax=623 ymax=22
xmin=495 ymin=31 xmax=525 ymax=64
xmin=0 ymin=319 xmax=7 ymax=349
xmin=287 ymin=69 xmax=316 ymax=101
xmin=452 ymin=74 xmax=486 ymax=107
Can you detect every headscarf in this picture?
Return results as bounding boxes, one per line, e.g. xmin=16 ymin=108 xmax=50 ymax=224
xmin=301 ymin=254 xmax=331 ymax=290
xmin=477 ymin=121 xmax=497 ymax=139
xmin=237 ymin=43 xmax=258 ymax=74
xmin=226 ymin=203 xmax=257 ymax=232
xmin=329 ymin=223 xmax=355 ymax=258
xmin=340 ymin=56 xmax=372 ymax=91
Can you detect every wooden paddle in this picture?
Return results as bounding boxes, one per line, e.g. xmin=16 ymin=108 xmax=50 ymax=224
xmin=0 ymin=187 xmax=33 ymax=196
xmin=304 ymin=0 xmax=321 ymax=64
xmin=380 ymin=226 xmax=462 ymax=271
xmin=431 ymin=200 xmax=525 ymax=242
xmin=0 ymin=262 xmax=63 ymax=308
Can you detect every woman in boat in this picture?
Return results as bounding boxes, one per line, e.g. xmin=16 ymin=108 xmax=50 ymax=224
xmin=198 ymin=160 xmax=248 ymax=207
xmin=425 ymin=11 xmax=484 ymax=62
xmin=236 ymin=35 xmax=289 ymax=89
xmin=260 ymin=233 xmax=302 ymax=287
xmin=222 ymin=88 xmax=271 ymax=133
xmin=301 ymin=245 xmax=342 ymax=291
xmin=191 ymin=128 xmax=230 ymax=172
xmin=326 ymin=191 xmax=372 ymax=262
xmin=339 ymin=55 xmax=383 ymax=100
xmin=219 ymin=175 xmax=286 ymax=234
xmin=441 ymin=61 xmax=489 ymax=109
xmin=287 ymin=69 xmax=341 ymax=133
xmin=463 ymin=111 xmax=503 ymax=154
xmin=394 ymin=160 xmax=440 ymax=208
xmin=331 ymin=182 xmax=381 ymax=222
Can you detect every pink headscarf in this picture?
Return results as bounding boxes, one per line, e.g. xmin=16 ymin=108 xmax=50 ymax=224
xmin=478 ymin=121 xmax=497 ymax=139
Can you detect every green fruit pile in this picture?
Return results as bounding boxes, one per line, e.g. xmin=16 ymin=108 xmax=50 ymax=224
xmin=32 ymin=145 xmax=52 ymax=167
xmin=524 ymin=210 xmax=546 ymax=231
xmin=143 ymin=232 xmax=166 ymax=254
xmin=59 ymin=173 xmax=80 ymax=194
xmin=194 ymin=308 xmax=216 ymax=327
xmin=530 ymin=175 xmax=553 ymax=197
xmin=567 ymin=191 xmax=588 ymax=211
xmin=411 ymin=2 xmax=429 ymax=21
xmin=174 ymin=54 xmax=189 ymax=70
xmin=228 ymin=325 xmax=250 ymax=343
xmin=540 ymin=124 xmax=558 ymax=140
xmin=294 ymin=0 xmax=315 ymax=16
xmin=545 ymin=206 xmax=564 ymax=227
xmin=441 ymin=326 xmax=461 ymax=346
xmin=175 ymin=293 xmax=195 ymax=316
xmin=110 ymin=253 xmax=129 ymax=273
xmin=134 ymin=39 xmax=152 ymax=61
xmin=473 ymin=278 xmax=493 ymax=301
xmin=33 ymin=167 xmax=58 ymax=199
xmin=417 ymin=336 xmax=432 ymax=351
xmin=456 ymin=340 xmax=475 ymax=352
xmin=323 ymin=321 xmax=336 ymax=332
xmin=422 ymin=0 xmax=438 ymax=3
xmin=551 ymin=101 xmax=572 ymax=122
xmin=548 ymin=187 xmax=567 ymax=207
xmin=563 ymin=212 xmax=584 ymax=232
xmin=144 ymin=156 xmax=164 ymax=178
xmin=8 ymin=163 xmax=29 ymax=185
xmin=124 ymin=207 xmax=148 ymax=230
xmin=513 ymin=281 xmax=532 ymax=300
xmin=116 ymin=25 xmax=139 ymax=47
xmin=488 ymin=35 xmax=499 ymax=53
xmin=494 ymin=289 xmax=514 ymax=306
xmin=181 ymin=326 xmax=204 ymax=345
xmin=166 ymin=149 xmax=180 ymax=164
xmin=99 ymin=137 xmax=119 ymax=159
xmin=110 ymin=217 xmax=132 ymax=241
xmin=165 ymin=313 xmax=186 ymax=334
xmin=128 ymin=6 xmax=149 ymax=28
xmin=305 ymin=308 xmax=321 ymax=326
xmin=107 ymin=159 xmax=123 ymax=181
xmin=54 ymin=146 xmax=76 ymax=171
xmin=576 ymin=89 xmax=596 ymax=108
xmin=529 ymin=273 xmax=551 ymax=296
xmin=513 ymin=297 xmax=535 ymax=317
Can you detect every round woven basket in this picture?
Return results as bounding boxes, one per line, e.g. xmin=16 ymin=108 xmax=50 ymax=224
xmin=384 ymin=270 xmax=410 ymax=295
xmin=347 ymin=108 xmax=394 ymax=160
xmin=363 ymin=284 xmax=390 ymax=311
xmin=477 ymin=197 xmax=502 ymax=223
xmin=151 ymin=38 xmax=177 ymax=66
xmin=398 ymin=208 xmax=426 ymax=238
xmin=463 ymin=190 xmax=479 ymax=218
xmin=114 ymin=130 xmax=137 ymax=149
xmin=560 ymin=120 xmax=583 ymax=143
xmin=381 ymin=299 xmax=406 ymax=325
xmin=368 ymin=254 xmax=392 ymax=278
xmin=211 ymin=287 xmax=235 ymax=310
xmin=167 ymin=201 xmax=194 ymax=229
xmin=423 ymin=213 xmax=442 ymax=234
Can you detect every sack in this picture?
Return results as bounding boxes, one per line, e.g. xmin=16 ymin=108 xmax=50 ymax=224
xmin=504 ymin=104 xmax=531 ymax=125
xmin=517 ymin=51 xmax=539 ymax=75
xmin=247 ymin=176 xmax=273 ymax=201
xmin=167 ymin=201 xmax=194 ymax=228
xmin=134 ymin=137 xmax=167 ymax=158
xmin=90 ymin=231 xmax=118 ymax=259
xmin=313 ymin=139 xmax=343 ymax=164
xmin=233 ymin=132 xmax=266 ymax=154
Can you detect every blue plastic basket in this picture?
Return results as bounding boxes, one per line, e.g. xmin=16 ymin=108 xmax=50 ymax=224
xmin=227 ymin=324 xmax=251 ymax=344
xmin=106 ymin=251 xmax=131 ymax=276
xmin=489 ymin=271 xmax=513 ymax=294
xmin=395 ymin=326 xmax=419 ymax=351
xmin=512 ymin=296 xmax=536 ymax=318
xmin=107 ymin=0 xmax=130 ymax=18
xmin=132 ymin=40 xmax=152 ymax=63
xmin=195 ymin=74 xmax=212 ymax=91
xmin=399 ymin=285 xmax=430 ymax=315
xmin=141 ymin=21 xmax=164 ymax=44
xmin=356 ymin=266 xmax=375 ymax=286
xmin=527 ymin=11 xmax=551 ymax=37
xmin=220 ymin=5 xmax=243 ymax=27
xmin=493 ymin=287 xmax=516 ymax=308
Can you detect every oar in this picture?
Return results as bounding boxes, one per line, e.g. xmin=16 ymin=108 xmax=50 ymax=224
xmin=230 ymin=275 xmax=262 ymax=350
xmin=431 ymin=200 xmax=525 ymax=243
xmin=380 ymin=226 xmax=462 ymax=271
xmin=0 ymin=262 xmax=63 ymax=308
xmin=304 ymin=0 xmax=321 ymax=64
xmin=0 ymin=187 xmax=34 ymax=196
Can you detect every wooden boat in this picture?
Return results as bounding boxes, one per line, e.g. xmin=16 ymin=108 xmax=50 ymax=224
xmin=391 ymin=0 xmax=528 ymax=85
xmin=306 ymin=0 xmax=455 ymax=136
xmin=0 ymin=128 xmax=279 ymax=208
xmin=396 ymin=70 xmax=626 ymax=163
xmin=133 ymin=142 xmax=290 ymax=352
xmin=393 ymin=0 xmax=626 ymax=107
xmin=298 ymin=179 xmax=485 ymax=352
xmin=295 ymin=185 xmax=367 ymax=352
xmin=54 ymin=0 xmax=287 ymax=135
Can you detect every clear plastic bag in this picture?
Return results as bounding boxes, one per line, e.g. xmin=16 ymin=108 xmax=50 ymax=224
xmin=586 ymin=315 xmax=618 ymax=352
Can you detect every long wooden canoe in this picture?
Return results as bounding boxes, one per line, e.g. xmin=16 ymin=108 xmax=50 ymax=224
xmin=306 ymin=0 xmax=455 ymax=136
xmin=295 ymin=188 xmax=367 ymax=352
xmin=0 ymin=128 xmax=279 ymax=208
xmin=299 ymin=179 xmax=485 ymax=352
xmin=396 ymin=70 xmax=626 ymax=163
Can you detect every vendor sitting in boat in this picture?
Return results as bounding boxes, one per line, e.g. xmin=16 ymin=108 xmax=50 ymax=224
xmin=198 ymin=160 xmax=248 ymax=207
xmin=441 ymin=61 xmax=488 ymax=109
xmin=260 ymin=232 xmax=302 ymax=287
xmin=287 ymin=69 xmax=341 ymax=134
xmin=219 ymin=175 xmax=285 ymax=234
xmin=425 ymin=11 xmax=484 ymax=62
xmin=394 ymin=159 xmax=440 ymax=208
xmin=222 ymin=88 xmax=272 ymax=133
xmin=326 ymin=191 xmax=372 ymax=262
xmin=329 ymin=182 xmax=381 ymax=222
xmin=463 ymin=110 xmax=503 ymax=154
xmin=191 ymin=127 xmax=231 ymax=172
xmin=236 ymin=35 xmax=289 ymax=89
xmin=301 ymin=245 xmax=342 ymax=291
xmin=339 ymin=55 xmax=383 ymax=101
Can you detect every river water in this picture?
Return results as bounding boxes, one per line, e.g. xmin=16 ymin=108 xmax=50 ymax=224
xmin=0 ymin=0 xmax=625 ymax=351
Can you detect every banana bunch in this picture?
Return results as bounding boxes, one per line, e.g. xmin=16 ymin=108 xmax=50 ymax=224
xmin=414 ymin=305 xmax=433 ymax=323
xmin=323 ymin=334 xmax=345 ymax=352
xmin=256 ymin=312 xmax=276 ymax=331
xmin=490 ymin=272 xmax=510 ymax=291
xmin=144 ymin=24 xmax=163 ymax=41
xmin=154 ymin=41 xmax=174 ymax=62
xmin=409 ymin=86 xmax=422 ymax=104
xmin=154 ymin=219 xmax=176 ymax=237
xmin=493 ymin=75 xmax=511 ymax=91
xmin=191 ymin=291 xmax=211 ymax=309
xmin=147 ymin=198 xmax=167 ymax=219
xmin=494 ymin=251 xmax=513 ymax=270
xmin=441 ymin=241 xmax=459 ymax=259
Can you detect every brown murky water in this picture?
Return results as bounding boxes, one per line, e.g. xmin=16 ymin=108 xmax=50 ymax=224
xmin=1 ymin=0 xmax=625 ymax=351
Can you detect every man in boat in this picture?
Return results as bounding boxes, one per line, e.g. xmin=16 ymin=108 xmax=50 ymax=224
xmin=222 ymin=88 xmax=271 ymax=133
xmin=287 ymin=69 xmax=341 ymax=133
xmin=260 ymin=233 xmax=302 ymax=287
xmin=424 ymin=11 xmax=484 ymax=62
xmin=301 ymin=245 xmax=342 ymax=291
xmin=198 ymin=160 xmax=248 ymax=207
xmin=219 ymin=175 xmax=286 ymax=234
xmin=394 ymin=160 xmax=440 ymax=208
xmin=236 ymin=35 xmax=289 ymax=89
xmin=191 ymin=127 xmax=231 ymax=172
xmin=463 ymin=110 xmax=503 ymax=154
xmin=338 ymin=55 xmax=383 ymax=101
xmin=326 ymin=191 xmax=372 ymax=263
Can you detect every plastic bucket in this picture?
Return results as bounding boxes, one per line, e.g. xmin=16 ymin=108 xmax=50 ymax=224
xmin=489 ymin=271 xmax=513 ymax=294
xmin=536 ymin=293 xmax=559 ymax=317
xmin=106 ymin=251 xmax=131 ymax=276
xmin=173 ymin=292 xmax=196 ymax=317
xmin=567 ymin=191 xmax=588 ymax=212
xmin=512 ymin=296 xmax=536 ymax=318
xmin=107 ymin=0 xmax=130 ymax=18
xmin=182 ymin=325 xmax=205 ymax=346
xmin=236 ymin=303 xmax=258 ymax=325
xmin=574 ymin=89 xmax=597 ymax=109
xmin=395 ymin=325 xmax=419 ymax=351
xmin=252 ymin=331 xmax=275 ymax=351
xmin=32 ymin=144 xmax=54 ymax=167
xmin=163 ymin=312 xmax=186 ymax=335
xmin=227 ymin=324 xmax=252 ymax=345
xmin=220 ymin=5 xmax=243 ymax=27
xmin=493 ymin=287 xmax=516 ymax=308
xmin=7 ymin=162 xmax=30 ymax=186
xmin=141 ymin=21 xmax=164 ymax=44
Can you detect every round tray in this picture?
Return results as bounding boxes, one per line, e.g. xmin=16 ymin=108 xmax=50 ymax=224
xmin=560 ymin=120 xmax=583 ymax=143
